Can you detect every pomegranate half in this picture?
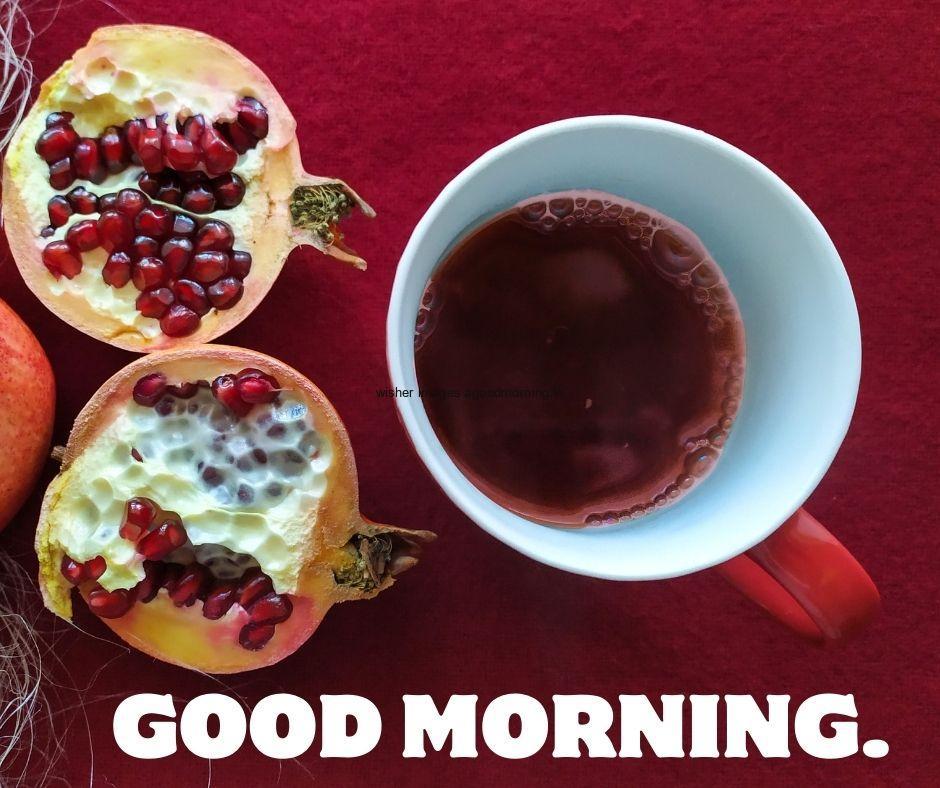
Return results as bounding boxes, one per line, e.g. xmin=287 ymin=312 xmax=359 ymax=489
xmin=0 ymin=298 xmax=55 ymax=531
xmin=3 ymin=25 xmax=372 ymax=352
xmin=36 ymin=346 xmax=433 ymax=673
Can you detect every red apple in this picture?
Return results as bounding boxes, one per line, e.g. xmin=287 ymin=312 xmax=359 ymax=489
xmin=0 ymin=298 xmax=55 ymax=530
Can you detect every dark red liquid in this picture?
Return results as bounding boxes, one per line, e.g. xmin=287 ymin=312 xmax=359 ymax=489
xmin=414 ymin=190 xmax=745 ymax=527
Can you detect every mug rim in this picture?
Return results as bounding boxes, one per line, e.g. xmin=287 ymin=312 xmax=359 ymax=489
xmin=386 ymin=115 xmax=861 ymax=580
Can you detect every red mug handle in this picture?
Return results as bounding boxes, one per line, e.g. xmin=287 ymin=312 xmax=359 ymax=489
xmin=714 ymin=508 xmax=880 ymax=644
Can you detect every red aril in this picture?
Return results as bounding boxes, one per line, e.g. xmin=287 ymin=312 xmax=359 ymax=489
xmin=100 ymin=126 xmax=130 ymax=173
xmin=66 ymin=220 xmax=99 ymax=252
xmin=67 ymin=186 xmax=98 ymax=214
xmin=73 ymin=137 xmax=105 ymax=183
xmin=161 ymin=238 xmax=194 ymax=277
xmin=135 ymin=206 xmax=174 ymax=239
xmin=173 ymin=279 xmax=210 ymax=315
xmin=35 ymin=125 xmax=78 ymax=163
xmin=103 ymin=252 xmax=133 ymax=287
xmin=97 ymin=210 xmax=134 ymax=252
xmin=132 ymin=257 xmax=168 ymax=290
xmin=47 ymin=196 xmax=72 ymax=227
xmin=207 ymin=277 xmax=243 ymax=310
xmin=160 ymin=304 xmax=201 ymax=337
xmin=189 ymin=251 xmax=228 ymax=283
xmin=136 ymin=288 xmax=175 ymax=319
xmin=48 ymin=158 xmax=74 ymax=190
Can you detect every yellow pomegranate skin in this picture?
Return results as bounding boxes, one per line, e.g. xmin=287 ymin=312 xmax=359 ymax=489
xmin=0 ymin=298 xmax=55 ymax=531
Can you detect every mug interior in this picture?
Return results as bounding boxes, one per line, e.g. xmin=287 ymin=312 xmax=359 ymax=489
xmin=388 ymin=116 xmax=860 ymax=580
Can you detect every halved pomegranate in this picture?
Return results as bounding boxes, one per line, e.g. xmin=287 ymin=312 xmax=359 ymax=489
xmin=36 ymin=347 xmax=433 ymax=673
xmin=2 ymin=25 xmax=373 ymax=352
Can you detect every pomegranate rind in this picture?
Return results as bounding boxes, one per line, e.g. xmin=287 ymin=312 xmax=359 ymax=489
xmin=36 ymin=345 xmax=433 ymax=673
xmin=0 ymin=299 xmax=55 ymax=531
xmin=3 ymin=25 xmax=373 ymax=353
xmin=80 ymin=584 xmax=324 ymax=673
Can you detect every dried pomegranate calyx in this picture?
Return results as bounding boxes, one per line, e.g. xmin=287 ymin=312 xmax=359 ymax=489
xmin=333 ymin=532 xmax=427 ymax=592
xmin=289 ymin=184 xmax=355 ymax=247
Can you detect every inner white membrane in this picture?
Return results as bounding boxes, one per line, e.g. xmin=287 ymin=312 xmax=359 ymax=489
xmin=52 ymin=388 xmax=332 ymax=593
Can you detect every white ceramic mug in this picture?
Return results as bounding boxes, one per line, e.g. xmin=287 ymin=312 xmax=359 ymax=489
xmin=387 ymin=116 xmax=879 ymax=643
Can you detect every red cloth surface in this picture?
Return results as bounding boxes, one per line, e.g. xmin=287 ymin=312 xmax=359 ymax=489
xmin=0 ymin=1 xmax=937 ymax=785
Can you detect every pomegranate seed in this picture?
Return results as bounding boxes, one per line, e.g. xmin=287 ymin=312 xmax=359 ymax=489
xmin=181 ymin=185 xmax=215 ymax=213
xmin=40 ymin=226 xmax=54 ymax=238
xmin=61 ymin=555 xmax=87 ymax=585
xmin=133 ymin=236 xmax=160 ymax=259
xmin=121 ymin=497 xmax=157 ymax=540
xmin=236 ymin=97 xmax=269 ymax=139
xmin=172 ymin=214 xmax=197 ymax=236
xmin=182 ymin=114 xmax=206 ymax=143
xmin=161 ymin=238 xmax=194 ymax=277
xmin=48 ymin=158 xmax=75 ymax=190
xmin=97 ymin=210 xmax=134 ymax=253
xmin=136 ymin=560 xmax=164 ymax=604
xmin=136 ymin=287 xmax=175 ymax=318
xmin=230 ymin=250 xmax=252 ymax=279
xmin=157 ymin=182 xmax=182 ymax=205
xmin=202 ymin=582 xmax=238 ymax=620
xmin=200 ymin=126 xmax=237 ymax=176
xmin=173 ymin=279 xmax=210 ymax=315
xmin=239 ymin=623 xmax=276 ymax=651
xmin=99 ymin=193 xmax=118 ymax=211
xmin=248 ymin=593 xmax=293 ymax=625
xmin=236 ymin=373 xmax=278 ymax=403
xmin=45 ymin=111 xmax=74 ymax=128
xmin=116 ymin=188 xmax=150 ymax=218
xmin=160 ymin=304 xmax=201 ymax=337
xmin=208 ymin=277 xmax=244 ymax=310
xmin=167 ymin=381 xmax=199 ymax=398
xmin=163 ymin=131 xmax=200 ymax=170
xmin=85 ymin=555 xmax=107 ymax=581
xmin=47 ymin=196 xmax=72 ymax=227
xmin=135 ymin=205 xmax=173 ymax=238
xmin=221 ymin=121 xmax=254 ymax=154
xmin=103 ymin=252 xmax=133 ymax=288
xmin=137 ymin=518 xmax=187 ymax=561
xmin=180 ymin=170 xmax=209 ymax=186
xmin=87 ymin=586 xmax=135 ymax=619
xmin=100 ymin=126 xmax=130 ymax=173
xmin=135 ymin=126 xmax=164 ymax=173
xmin=124 ymin=119 xmax=146 ymax=155
xmin=212 ymin=173 xmax=246 ymax=208
xmin=132 ymin=373 xmax=167 ymax=407
xmin=66 ymin=186 xmax=98 ymax=214
xmin=137 ymin=172 xmax=160 ymax=197
xmin=189 ymin=251 xmax=228 ymax=283
xmin=35 ymin=125 xmax=78 ymax=163
xmin=211 ymin=374 xmax=253 ymax=416
xmin=161 ymin=563 xmax=185 ymax=591
xmin=42 ymin=242 xmax=82 ymax=278
xmin=237 ymin=568 xmax=274 ymax=608
xmin=169 ymin=563 xmax=208 ymax=607
xmin=195 ymin=221 xmax=234 ymax=252
xmin=132 ymin=257 xmax=167 ymax=290
xmin=66 ymin=220 xmax=99 ymax=252
xmin=73 ymin=137 xmax=105 ymax=183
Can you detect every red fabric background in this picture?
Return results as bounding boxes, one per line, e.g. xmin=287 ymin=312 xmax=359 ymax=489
xmin=0 ymin=1 xmax=937 ymax=785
